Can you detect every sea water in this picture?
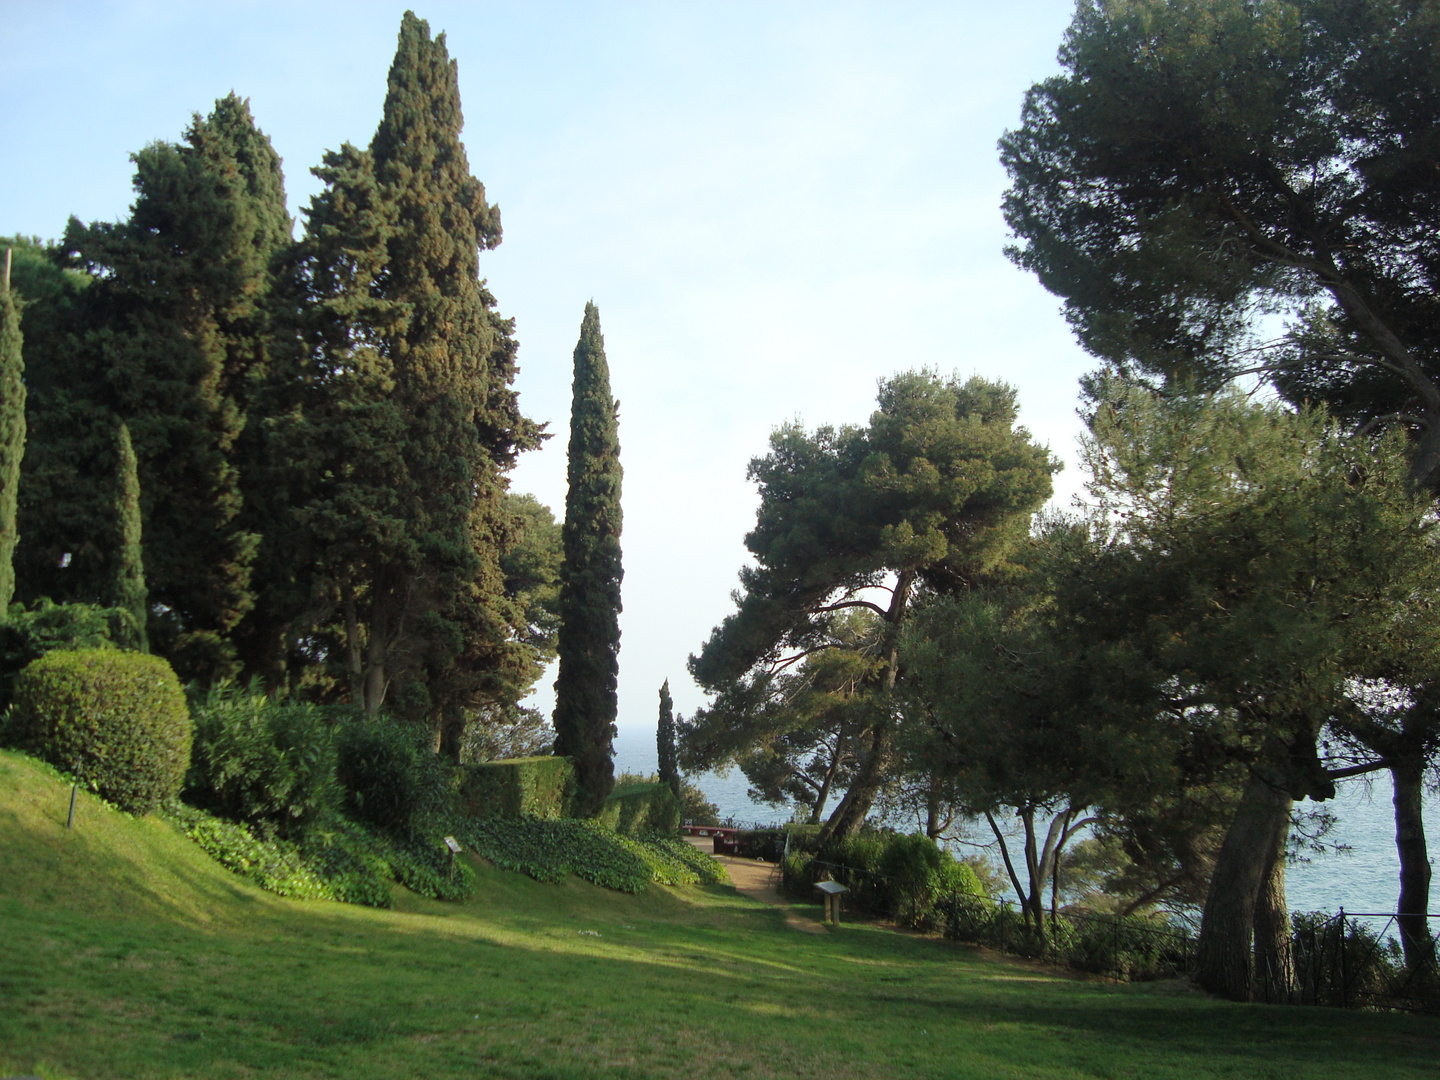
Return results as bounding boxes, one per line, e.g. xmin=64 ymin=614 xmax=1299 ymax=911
xmin=614 ymin=725 xmax=1439 ymax=915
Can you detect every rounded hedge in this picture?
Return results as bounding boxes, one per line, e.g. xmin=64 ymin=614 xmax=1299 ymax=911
xmin=7 ymin=649 xmax=192 ymax=814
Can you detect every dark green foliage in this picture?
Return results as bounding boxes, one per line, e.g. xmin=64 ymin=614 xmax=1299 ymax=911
xmin=595 ymin=777 xmax=680 ymax=837
xmin=553 ymin=302 xmax=623 ymax=816
xmin=185 ymin=684 xmax=341 ymax=839
xmin=1000 ymin=0 xmax=1440 ymax=489
xmin=457 ymin=818 xmax=726 ymax=893
xmin=460 ymin=702 xmax=556 ymax=763
xmin=782 ymin=830 xmax=983 ymax=930
xmin=18 ymin=96 xmax=289 ymax=684
xmin=266 ymin=12 xmax=538 ymax=730
xmin=458 ymin=754 xmax=575 ymax=820
xmin=110 ymin=422 xmax=147 ymax=651
xmin=0 ymin=270 xmax=25 ymax=616
xmin=0 ymin=599 xmax=125 ymax=714
xmin=6 ymin=649 xmax=190 ymax=813
xmin=690 ymin=371 xmax=1057 ymax=839
xmin=656 ymin=679 xmax=678 ymax=799
xmin=334 ymin=718 xmax=451 ymax=835
xmin=169 ymin=802 xmax=475 ymax=907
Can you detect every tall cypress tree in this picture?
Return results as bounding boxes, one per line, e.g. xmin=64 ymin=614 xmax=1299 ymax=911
xmin=553 ymin=303 xmax=623 ymax=816
xmin=272 ymin=11 xmax=537 ymax=722
xmin=0 ymin=253 xmax=25 ymax=617
xmin=657 ymin=678 xmax=679 ymax=799
xmin=111 ymin=421 xmax=148 ymax=652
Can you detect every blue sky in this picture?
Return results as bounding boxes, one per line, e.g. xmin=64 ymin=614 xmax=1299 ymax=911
xmin=1 ymin=1 xmax=1095 ymax=728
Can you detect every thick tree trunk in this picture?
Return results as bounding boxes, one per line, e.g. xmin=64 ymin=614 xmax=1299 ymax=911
xmin=1195 ymin=769 xmax=1293 ymax=1001
xmin=1253 ymin=838 xmax=1293 ymax=1003
xmin=342 ymin=580 xmax=364 ymax=708
xmin=818 ymin=718 xmax=892 ymax=841
xmin=1391 ymin=758 xmax=1435 ymax=972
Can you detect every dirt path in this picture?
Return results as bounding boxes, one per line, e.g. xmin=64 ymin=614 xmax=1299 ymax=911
xmin=683 ymin=837 xmax=827 ymax=933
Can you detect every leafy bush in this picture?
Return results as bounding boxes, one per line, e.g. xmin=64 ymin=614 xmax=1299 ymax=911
xmin=0 ymin=598 xmax=129 ymax=714
xmin=781 ymin=830 xmax=984 ymax=930
xmin=7 ymin=649 xmax=191 ymax=813
xmin=185 ymin=684 xmax=340 ymax=838
xmin=459 ymin=755 xmax=575 ymax=819
xmin=458 ymin=818 xmax=728 ymax=893
xmin=170 ymin=802 xmax=475 ymax=908
xmin=335 ymin=718 xmax=451 ymax=835
xmin=168 ymin=802 xmax=338 ymax=901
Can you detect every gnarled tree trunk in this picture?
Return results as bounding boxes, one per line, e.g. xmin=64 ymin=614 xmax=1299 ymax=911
xmin=1391 ymin=757 xmax=1435 ymax=972
xmin=1253 ymin=837 xmax=1293 ymax=1003
xmin=1195 ymin=769 xmax=1292 ymax=1001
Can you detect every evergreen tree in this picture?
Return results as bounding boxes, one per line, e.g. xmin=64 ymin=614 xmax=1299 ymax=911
xmin=553 ymin=303 xmax=623 ymax=816
xmin=111 ymin=421 xmax=147 ymax=652
xmin=267 ymin=11 xmax=538 ymax=725
xmin=0 ymin=252 xmax=25 ymax=617
xmin=657 ymin=679 xmax=679 ymax=799
xmin=16 ymin=94 xmax=288 ymax=682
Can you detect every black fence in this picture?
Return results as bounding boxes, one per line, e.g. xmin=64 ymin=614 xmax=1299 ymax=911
xmin=789 ymin=855 xmax=1440 ymax=1012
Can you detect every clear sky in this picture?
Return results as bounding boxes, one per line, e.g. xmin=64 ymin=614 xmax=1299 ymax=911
xmin=1 ymin=1 xmax=1096 ymax=730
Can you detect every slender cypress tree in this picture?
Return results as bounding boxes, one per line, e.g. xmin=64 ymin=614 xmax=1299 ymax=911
xmin=657 ymin=679 xmax=679 ymax=799
xmin=112 ymin=421 xmax=148 ymax=652
xmin=553 ymin=303 xmax=623 ymax=816
xmin=0 ymin=253 xmax=24 ymax=617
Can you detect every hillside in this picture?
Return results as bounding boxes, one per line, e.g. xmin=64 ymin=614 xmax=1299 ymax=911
xmin=1 ymin=749 xmax=1436 ymax=1080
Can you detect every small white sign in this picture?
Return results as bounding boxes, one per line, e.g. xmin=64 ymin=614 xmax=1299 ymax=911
xmin=443 ymin=836 xmax=462 ymax=854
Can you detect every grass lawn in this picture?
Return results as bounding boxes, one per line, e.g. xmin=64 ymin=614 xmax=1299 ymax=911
xmin=1 ymin=749 xmax=1437 ymax=1079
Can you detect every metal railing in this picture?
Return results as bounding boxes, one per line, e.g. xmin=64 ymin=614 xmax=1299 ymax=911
xmin=783 ymin=853 xmax=1440 ymax=1010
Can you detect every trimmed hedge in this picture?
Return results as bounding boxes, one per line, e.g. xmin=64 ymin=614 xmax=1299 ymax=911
xmin=458 ymin=818 xmax=728 ymax=892
xmin=7 ymin=649 xmax=191 ymax=814
xmin=459 ymin=755 xmax=575 ymax=819
xmin=596 ymin=779 xmax=680 ymax=837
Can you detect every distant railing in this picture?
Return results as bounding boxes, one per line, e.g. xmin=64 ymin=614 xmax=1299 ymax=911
xmin=786 ymin=854 xmax=1439 ymax=1012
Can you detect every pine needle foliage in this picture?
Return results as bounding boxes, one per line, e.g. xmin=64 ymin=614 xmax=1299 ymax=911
xmin=553 ymin=303 xmax=623 ymax=816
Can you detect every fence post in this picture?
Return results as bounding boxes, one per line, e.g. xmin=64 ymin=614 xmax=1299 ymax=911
xmin=1337 ymin=907 xmax=1346 ymax=1010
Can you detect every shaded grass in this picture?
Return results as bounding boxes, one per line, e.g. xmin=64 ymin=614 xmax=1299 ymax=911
xmin=2 ymin=749 xmax=1437 ymax=1079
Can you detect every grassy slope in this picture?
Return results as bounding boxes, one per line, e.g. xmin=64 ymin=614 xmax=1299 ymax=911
xmin=1 ymin=749 xmax=1436 ymax=1080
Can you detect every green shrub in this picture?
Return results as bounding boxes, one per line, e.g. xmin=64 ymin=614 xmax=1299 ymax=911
xmin=595 ymin=778 xmax=679 ymax=836
xmin=0 ymin=598 xmax=129 ymax=715
xmin=458 ymin=755 xmax=575 ymax=819
xmin=781 ymin=830 xmax=984 ymax=930
xmin=185 ymin=684 xmax=340 ymax=838
xmin=170 ymin=802 xmax=476 ymax=908
xmin=7 ymin=649 xmax=190 ymax=814
xmin=335 ymin=718 xmax=450 ymax=835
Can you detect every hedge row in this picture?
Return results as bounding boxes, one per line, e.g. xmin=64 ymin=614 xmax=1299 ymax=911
xmin=457 ymin=818 xmax=728 ymax=893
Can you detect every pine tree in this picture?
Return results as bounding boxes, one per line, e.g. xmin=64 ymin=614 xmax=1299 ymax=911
xmin=111 ymin=421 xmax=148 ymax=652
xmin=16 ymin=94 xmax=288 ymax=682
xmin=271 ymin=11 xmax=538 ymax=723
xmin=0 ymin=251 xmax=25 ymax=618
xmin=657 ymin=679 xmax=679 ymax=799
xmin=553 ymin=303 xmax=623 ymax=816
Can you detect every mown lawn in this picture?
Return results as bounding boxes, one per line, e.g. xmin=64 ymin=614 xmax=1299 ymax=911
xmin=1 ymin=749 xmax=1436 ymax=1080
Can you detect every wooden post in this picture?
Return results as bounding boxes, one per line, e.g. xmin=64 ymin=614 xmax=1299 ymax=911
xmin=4 ymin=247 xmax=11 ymax=293
xmin=66 ymin=783 xmax=77 ymax=829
